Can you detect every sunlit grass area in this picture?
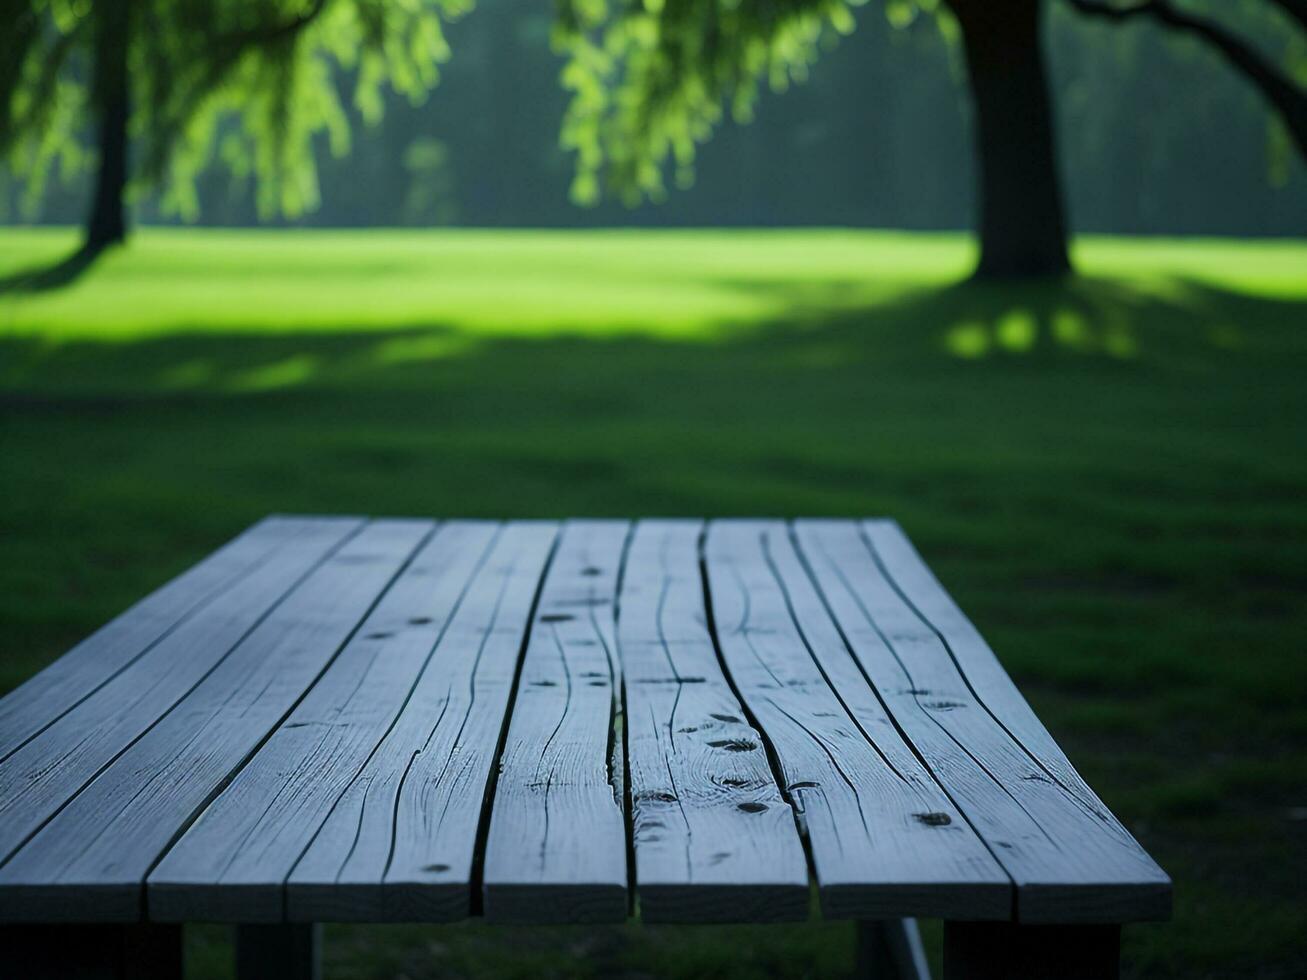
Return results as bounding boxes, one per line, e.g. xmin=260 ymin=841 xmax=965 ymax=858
xmin=3 ymin=227 xmax=1305 ymax=342
xmin=4 ymin=228 xmax=977 ymax=339
xmin=2 ymin=228 xmax=1305 ymax=978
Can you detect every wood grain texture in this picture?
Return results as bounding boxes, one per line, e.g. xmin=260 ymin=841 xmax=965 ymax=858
xmin=148 ymin=522 xmax=498 ymax=922
xmin=619 ymin=520 xmax=809 ymax=924
xmin=705 ymin=521 xmax=1009 ymax=921
xmin=0 ymin=517 xmax=327 ymax=764
xmin=285 ymin=522 xmax=558 ymax=923
xmin=863 ymin=518 xmax=1170 ymax=921
xmin=0 ymin=518 xmax=363 ymax=873
xmin=0 ymin=520 xmax=431 ymax=923
xmin=482 ymin=520 xmax=630 ymax=924
xmin=795 ymin=520 xmax=1170 ymax=924
xmin=0 ymin=512 xmax=1173 ymax=930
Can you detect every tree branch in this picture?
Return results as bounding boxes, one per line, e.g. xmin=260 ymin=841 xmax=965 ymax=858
xmin=1066 ymin=0 xmax=1307 ymax=160
xmin=225 ymin=0 xmax=331 ymax=49
xmin=0 ymin=18 xmax=84 ymax=155
xmin=1264 ymin=0 xmax=1307 ymax=34
xmin=139 ymin=0 xmax=331 ymax=181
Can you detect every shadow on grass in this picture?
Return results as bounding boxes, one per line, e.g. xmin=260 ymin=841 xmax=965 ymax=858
xmin=2 ymin=272 xmax=1298 ymax=396
xmin=1 ymin=270 xmax=1299 ymax=568
xmin=2 ymin=272 xmax=1306 ymax=979
xmin=0 ymin=242 xmax=103 ymax=295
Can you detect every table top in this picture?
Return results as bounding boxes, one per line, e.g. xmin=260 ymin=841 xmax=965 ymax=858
xmin=0 ymin=517 xmax=1169 ymax=926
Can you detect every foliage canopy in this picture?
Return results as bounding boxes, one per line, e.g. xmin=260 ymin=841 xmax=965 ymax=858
xmin=554 ymin=0 xmax=1306 ymax=210
xmin=0 ymin=0 xmax=469 ymax=222
xmin=555 ymin=0 xmax=924 ymax=205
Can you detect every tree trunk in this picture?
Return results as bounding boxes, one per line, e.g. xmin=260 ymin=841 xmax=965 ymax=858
xmin=84 ymin=0 xmax=131 ymax=254
xmin=948 ymin=0 xmax=1070 ymax=279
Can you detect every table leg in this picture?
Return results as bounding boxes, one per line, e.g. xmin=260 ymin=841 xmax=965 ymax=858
xmin=858 ymin=919 xmax=931 ymax=978
xmin=236 ymin=923 xmax=321 ymax=980
xmin=943 ymin=922 xmax=1120 ymax=980
xmin=0 ymin=923 xmax=182 ymax=979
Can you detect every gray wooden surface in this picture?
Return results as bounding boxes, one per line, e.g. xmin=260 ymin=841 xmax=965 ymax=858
xmin=705 ymin=521 xmax=1008 ymax=920
xmin=149 ymin=521 xmax=496 ymax=922
xmin=285 ymin=522 xmax=557 ymax=922
xmin=482 ymin=520 xmax=630 ymax=923
xmin=863 ymin=519 xmax=1170 ymax=922
xmin=0 ymin=515 xmax=1170 ymax=928
xmin=618 ymin=520 xmax=810 ymax=923
xmin=0 ymin=516 xmax=320 ymax=764
xmin=797 ymin=520 xmax=1170 ymax=923
xmin=0 ymin=520 xmax=429 ymax=922
xmin=0 ymin=518 xmax=361 ymax=870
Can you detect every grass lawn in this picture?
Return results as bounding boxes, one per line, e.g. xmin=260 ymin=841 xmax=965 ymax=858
xmin=1 ymin=227 xmax=1305 ymax=978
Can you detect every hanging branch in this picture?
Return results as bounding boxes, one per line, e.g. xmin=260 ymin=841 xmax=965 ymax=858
xmin=1066 ymin=0 xmax=1307 ymax=159
xmin=1265 ymin=0 xmax=1307 ymax=33
xmin=140 ymin=0 xmax=333 ymax=181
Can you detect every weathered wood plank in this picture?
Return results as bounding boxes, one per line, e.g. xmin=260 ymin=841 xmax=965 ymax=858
xmin=795 ymin=520 xmax=1171 ymax=924
xmin=482 ymin=520 xmax=630 ymax=923
xmin=0 ymin=512 xmax=1174 ymax=930
xmin=0 ymin=520 xmax=431 ymax=922
xmin=285 ymin=522 xmax=559 ymax=923
xmin=863 ymin=518 xmax=1171 ymax=917
xmin=619 ymin=520 xmax=809 ymax=924
xmin=0 ymin=518 xmax=363 ymax=873
xmin=148 ymin=521 xmax=498 ymax=922
xmin=705 ymin=521 xmax=1009 ymax=921
xmin=0 ymin=517 xmax=329 ymax=763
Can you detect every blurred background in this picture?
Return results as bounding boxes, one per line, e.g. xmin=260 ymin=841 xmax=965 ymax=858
xmin=6 ymin=0 xmax=1306 ymax=234
xmin=2 ymin=0 xmax=1305 ymax=977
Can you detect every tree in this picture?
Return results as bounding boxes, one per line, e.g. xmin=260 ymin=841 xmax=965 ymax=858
xmin=0 ymin=0 xmax=464 ymax=260
xmin=555 ymin=0 xmax=1307 ymax=279
xmin=943 ymin=0 xmax=1068 ymax=277
xmin=942 ymin=0 xmax=1307 ymax=276
xmin=1065 ymin=1 xmax=1307 ymax=162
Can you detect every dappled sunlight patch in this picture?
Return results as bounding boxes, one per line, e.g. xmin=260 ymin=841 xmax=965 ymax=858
xmin=995 ymin=310 xmax=1038 ymax=352
xmin=941 ymin=307 xmax=1139 ymax=360
xmin=1104 ymin=327 xmax=1138 ymax=359
xmin=227 ymin=355 xmax=320 ymax=392
xmin=3 ymin=232 xmax=1304 ymax=392
xmin=937 ymin=283 xmax=1163 ymax=361
xmin=367 ymin=331 xmax=476 ymax=365
xmin=1051 ymin=309 xmax=1090 ymax=350
xmin=944 ymin=321 xmax=991 ymax=359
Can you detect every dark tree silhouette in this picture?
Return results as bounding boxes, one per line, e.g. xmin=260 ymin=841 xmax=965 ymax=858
xmin=946 ymin=0 xmax=1307 ymax=276
xmin=946 ymin=0 xmax=1070 ymax=278
xmin=84 ymin=0 xmax=132 ymax=252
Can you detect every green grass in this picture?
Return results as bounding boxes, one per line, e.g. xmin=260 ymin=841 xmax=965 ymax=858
xmin=2 ymin=227 xmax=1305 ymax=979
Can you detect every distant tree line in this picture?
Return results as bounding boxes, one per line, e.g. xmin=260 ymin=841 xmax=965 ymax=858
xmin=3 ymin=0 xmax=1305 ymax=279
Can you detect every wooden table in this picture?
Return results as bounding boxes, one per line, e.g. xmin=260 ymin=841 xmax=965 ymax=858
xmin=0 ymin=518 xmax=1170 ymax=979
